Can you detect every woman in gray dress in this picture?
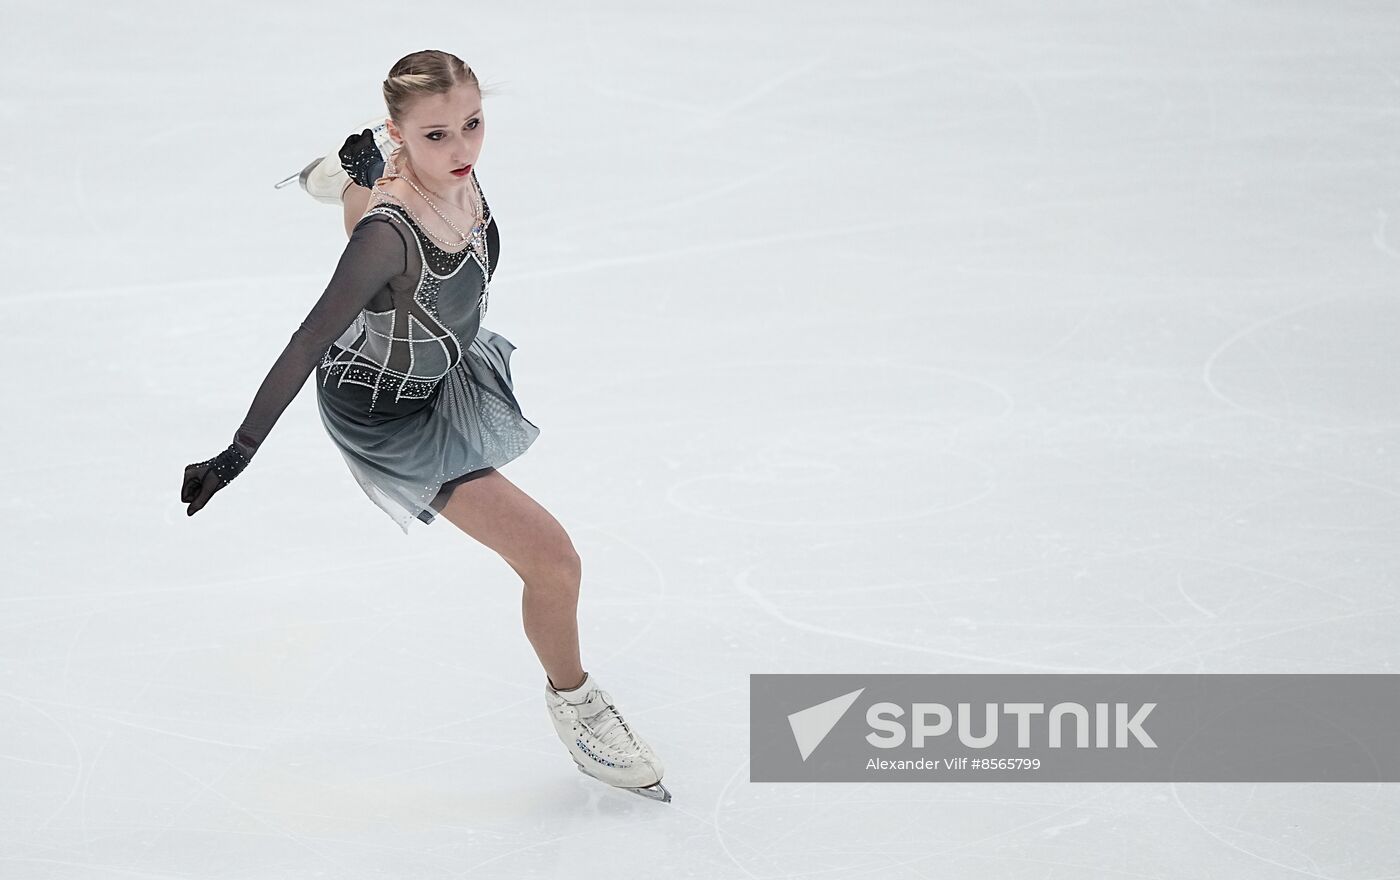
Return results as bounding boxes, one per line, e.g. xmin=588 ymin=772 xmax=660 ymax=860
xmin=180 ymin=49 xmax=670 ymax=802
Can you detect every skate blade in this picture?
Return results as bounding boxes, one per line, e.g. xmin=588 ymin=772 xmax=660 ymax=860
xmin=573 ymin=762 xmax=672 ymax=803
xmin=274 ymin=158 xmax=322 ymax=191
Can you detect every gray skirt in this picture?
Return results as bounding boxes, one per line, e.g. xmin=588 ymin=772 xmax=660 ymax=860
xmin=315 ymin=326 xmax=540 ymax=533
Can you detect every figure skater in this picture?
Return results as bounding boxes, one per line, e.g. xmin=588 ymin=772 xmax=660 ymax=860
xmin=180 ymin=49 xmax=670 ymax=803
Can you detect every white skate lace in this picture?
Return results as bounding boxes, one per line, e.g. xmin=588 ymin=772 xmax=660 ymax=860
xmin=580 ymin=692 xmax=642 ymax=756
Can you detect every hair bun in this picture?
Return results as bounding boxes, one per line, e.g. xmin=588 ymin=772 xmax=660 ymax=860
xmin=382 ymin=50 xmax=483 ymax=125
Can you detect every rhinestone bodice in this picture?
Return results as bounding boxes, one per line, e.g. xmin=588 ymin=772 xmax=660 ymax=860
xmin=318 ymin=197 xmax=498 ymax=415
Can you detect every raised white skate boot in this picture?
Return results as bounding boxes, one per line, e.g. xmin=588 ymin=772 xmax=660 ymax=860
xmin=273 ymin=116 xmax=397 ymax=205
xmin=545 ymin=672 xmax=671 ymax=803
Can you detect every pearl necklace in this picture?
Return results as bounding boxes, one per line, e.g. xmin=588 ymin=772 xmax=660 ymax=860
xmin=371 ymin=160 xmax=492 ymax=316
xmin=389 ymin=163 xmax=488 ymax=264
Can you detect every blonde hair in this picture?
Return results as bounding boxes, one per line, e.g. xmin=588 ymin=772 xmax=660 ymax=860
xmin=382 ymin=49 xmax=490 ymax=123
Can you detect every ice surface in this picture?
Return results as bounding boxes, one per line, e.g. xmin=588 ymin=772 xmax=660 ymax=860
xmin=3 ymin=1 xmax=1398 ymax=877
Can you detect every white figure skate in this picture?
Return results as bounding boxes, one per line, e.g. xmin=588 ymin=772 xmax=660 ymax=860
xmin=545 ymin=672 xmax=671 ymax=803
xmin=273 ymin=115 xmax=397 ymax=204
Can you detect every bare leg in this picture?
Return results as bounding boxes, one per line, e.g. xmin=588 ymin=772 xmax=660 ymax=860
xmin=342 ymin=182 xmax=372 ymax=237
xmin=435 ymin=469 xmax=586 ymax=690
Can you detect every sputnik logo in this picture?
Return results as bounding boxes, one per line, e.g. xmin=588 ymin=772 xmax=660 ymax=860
xmin=787 ymin=688 xmax=865 ymax=760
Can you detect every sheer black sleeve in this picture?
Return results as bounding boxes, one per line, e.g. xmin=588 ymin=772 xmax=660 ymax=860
xmin=231 ymin=214 xmax=409 ymax=456
xmin=486 ymin=212 xmax=500 ymax=280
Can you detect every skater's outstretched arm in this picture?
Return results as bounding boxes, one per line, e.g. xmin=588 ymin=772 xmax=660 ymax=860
xmin=180 ymin=214 xmax=409 ymax=516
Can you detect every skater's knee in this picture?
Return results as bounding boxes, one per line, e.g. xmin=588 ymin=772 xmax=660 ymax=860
xmin=549 ymin=541 xmax=583 ymax=586
xmin=520 ymin=538 xmax=581 ymax=590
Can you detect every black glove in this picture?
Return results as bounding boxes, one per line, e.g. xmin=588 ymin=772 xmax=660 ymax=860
xmin=339 ymin=128 xmax=387 ymax=189
xmin=181 ymin=442 xmax=253 ymax=516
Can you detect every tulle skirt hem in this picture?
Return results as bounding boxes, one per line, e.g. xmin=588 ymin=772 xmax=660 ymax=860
xmin=315 ymin=326 xmax=540 ymax=533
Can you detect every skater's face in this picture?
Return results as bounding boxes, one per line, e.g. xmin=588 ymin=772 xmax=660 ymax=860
xmin=386 ymin=82 xmax=484 ymax=187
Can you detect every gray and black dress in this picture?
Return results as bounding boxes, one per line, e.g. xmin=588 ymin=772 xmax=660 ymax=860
xmin=233 ymin=171 xmax=540 ymax=532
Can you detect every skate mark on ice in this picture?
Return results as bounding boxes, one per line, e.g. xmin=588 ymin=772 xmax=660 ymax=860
xmin=1200 ymin=290 xmax=1361 ymax=429
xmin=733 ymin=567 xmax=1126 ymax=674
